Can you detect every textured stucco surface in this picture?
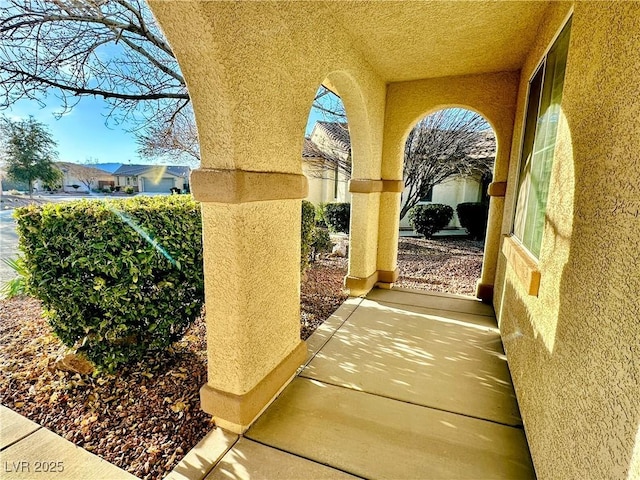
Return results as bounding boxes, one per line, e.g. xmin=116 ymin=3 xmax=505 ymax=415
xmin=381 ymin=72 xmax=519 ymax=291
xmin=150 ymin=2 xmax=639 ymax=458
xmin=495 ymin=2 xmax=640 ymax=478
xmin=324 ymin=1 xmax=549 ymax=83
xmin=200 ymin=201 xmax=302 ymax=394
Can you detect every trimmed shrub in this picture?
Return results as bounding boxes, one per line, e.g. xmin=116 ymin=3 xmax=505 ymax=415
xmin=301 ymin=200 xmax=316 ymax=271
xmin=324 ymin=202 xmax=350 ymax=233
xmin=123 ymin=185 xmax=135 ymax=194
xmin=457 ymin=202 xmax=489 ymax=240
xmin=311 ymin=227 xmax=333 ymax=259
xmin=408 ymin=203 xmax=454 ymax=239
xmin=14 ymin=196 xmax=204 ymax=371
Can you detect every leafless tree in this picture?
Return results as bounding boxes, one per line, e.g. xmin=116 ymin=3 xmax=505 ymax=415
xmin=0 ymin=0 xmax=193 ymax=160
xmin=136 ymin=104 xmax=200 ymax=164
xmin=0 ymin=1 xmax=347 ymax=165
xmin=400 ymin=109 xmax=495 ymax=220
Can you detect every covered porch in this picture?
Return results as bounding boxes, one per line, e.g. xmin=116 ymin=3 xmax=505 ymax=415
xmin=147 ymin=1 xmax=640 ymax=478
xmin=168 ymin=288 xmax=533 ymax=479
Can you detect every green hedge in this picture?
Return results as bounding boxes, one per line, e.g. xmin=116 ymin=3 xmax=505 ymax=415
xmin=301 ymin=200 xmax=316 ymax=271
xmin=457 ymin=202 xmax=489 ymax=240
xmin=14 ymin=196 xmax=204 ymax=371
xmin=324 ymin=202 xmax=350 ymax=233
xmin=408 ymin=204 xmax=454 ymax=239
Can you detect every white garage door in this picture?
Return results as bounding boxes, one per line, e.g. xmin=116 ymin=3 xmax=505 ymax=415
xmin=144 ymin=178 xmax=175 ymax=193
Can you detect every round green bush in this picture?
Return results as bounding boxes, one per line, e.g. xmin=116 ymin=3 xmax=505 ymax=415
xmin=456 ymin=202 xmax=489 ymax=240
xmin=408 ymin=204 xmax=454 ymax=239
xmin=14 ymin=196 xmax=204 ymax=371
xmin=324 ymin=202 xmax=351 ymax=233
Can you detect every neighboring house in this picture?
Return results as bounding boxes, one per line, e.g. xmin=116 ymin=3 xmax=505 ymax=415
xmin=302 ymin=121 xmax=350 ymax=204
xmin=303 ymin=121 xmax=495 ymax=230
xmin=112 ymin=164 xmax=190 ymax=193
xmin=56 ymin=162 xmax=116 ymax=193
xmin=43 ymin=162 xmax=191 ymax=193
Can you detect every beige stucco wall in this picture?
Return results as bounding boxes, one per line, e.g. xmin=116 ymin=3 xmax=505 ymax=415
xmin=148 ymin=0 xmax=387 ymax=418
xmin=494 ymin=2 xmax=640 ymax=478
xmin=379 ymin=72 xmax=518 ymax=288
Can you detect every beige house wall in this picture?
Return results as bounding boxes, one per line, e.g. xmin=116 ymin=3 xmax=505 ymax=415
xmin=302 ymin=165 xmax=349 ymax=205
xmin=398 ymin=176 xmax=484 ymax=230
xmin=494 ymin=2 xmax=640 ymax=478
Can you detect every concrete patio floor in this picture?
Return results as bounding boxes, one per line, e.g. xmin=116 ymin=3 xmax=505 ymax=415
xmin=169 ymin=288 xmax=535 ymax=480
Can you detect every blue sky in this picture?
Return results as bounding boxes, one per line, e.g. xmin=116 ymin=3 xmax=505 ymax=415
xmin=8 ymin=95 xmax=328 ymax=166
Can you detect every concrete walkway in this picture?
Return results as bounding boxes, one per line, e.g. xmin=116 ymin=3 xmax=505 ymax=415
xmin=0 ymin=405 xmax=136 ymax=479
xmin=169 ymin=288 xmax=535 ymax=480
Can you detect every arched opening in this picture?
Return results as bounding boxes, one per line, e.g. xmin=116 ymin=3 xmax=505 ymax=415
xmin=299 ymin=84 xmax=350 ymax=339
xmin=395 ymin=107 xmax=497 ymax=296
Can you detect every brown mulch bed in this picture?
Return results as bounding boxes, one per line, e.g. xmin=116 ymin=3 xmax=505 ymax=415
xmin=396 ymin=236 xmax=484 ymax=296
xmin=0 ymin=237 xmax=481 ymax=479
xmin=0 ymin=297 xmax=212 ymax=480
xmin=300 ymin=256 xmax=348 ymax=340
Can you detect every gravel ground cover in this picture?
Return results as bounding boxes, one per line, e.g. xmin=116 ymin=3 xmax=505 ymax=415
xmin=0 ymin=236 xmax=481 ymax=479
xmin=396 ymin=236 xmax=484 ymax=295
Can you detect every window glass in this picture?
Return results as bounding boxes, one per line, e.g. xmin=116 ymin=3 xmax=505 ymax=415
xmin=513 ymin=19 xmax=571 ymax=258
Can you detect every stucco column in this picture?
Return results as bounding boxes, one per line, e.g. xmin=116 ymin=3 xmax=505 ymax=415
xmin=191 ymin=169 xmax=307 ymax=434
xmin=376 ymin=181 xmax=404 ymax=287
xmin=345 ymin=180 xmax=382 ymax=296
xmin=345 ymin=179 xmax=402 ymax=295
xmin=476 ymin=183 xmax=506 ymax=302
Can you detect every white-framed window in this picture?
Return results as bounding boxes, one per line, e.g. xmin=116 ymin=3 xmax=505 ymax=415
xmin=513 ymin=18 xmax=572 ymax=258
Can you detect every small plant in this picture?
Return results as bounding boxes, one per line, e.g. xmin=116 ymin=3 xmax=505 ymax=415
xmin=311 ymin=227 xmax=333 ymax=261
xmin=324 ymin=202 xmax=350 ymax=233
xmin=123 ymin=185 xmax=134 ymax=194
xmin=315 ymin=202 xmax=328 ymax=229
xmin=409 ymin=204 xmax=454 ymax=239
xmin=457 ymin=202 xmax=489 ymax=240
xmin=102 ymin=187 xmax=112 ymax=194
xmin=0 ymin=256 xmax=28 ymax=298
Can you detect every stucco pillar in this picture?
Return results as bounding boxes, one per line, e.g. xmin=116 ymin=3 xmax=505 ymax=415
xmin=477 ymin=135 xmax=511 ymax=303
xmin=376 ymin=182 xmax=404 ymax=287
xmin=345 ymin=180 xmax=381 ymax=296
xmin=191 ymin=169 xmax=307 ymax=433
xmin=345 ymin=179 xmax=403 ymax=295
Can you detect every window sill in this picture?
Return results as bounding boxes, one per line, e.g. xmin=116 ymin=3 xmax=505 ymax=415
xmin=502 ymin=235 xmax=541 ymax=296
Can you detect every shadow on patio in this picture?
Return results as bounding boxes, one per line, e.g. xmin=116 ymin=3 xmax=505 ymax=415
xmin=170 ymin=288 xmax=535 ymax=480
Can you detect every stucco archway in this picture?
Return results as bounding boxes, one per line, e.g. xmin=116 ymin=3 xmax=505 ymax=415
xmin=378 ymin=72 xmax=520 ymax=302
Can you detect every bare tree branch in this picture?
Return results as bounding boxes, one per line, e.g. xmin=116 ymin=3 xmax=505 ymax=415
xmin=0 ymin=0 xmax=188 ymax=142
xmin=400 ymin=109 xmax=495 ymax=219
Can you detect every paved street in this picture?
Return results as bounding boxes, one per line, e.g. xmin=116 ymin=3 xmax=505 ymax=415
xmin=0 ymin=210 xmax=19 ymax=287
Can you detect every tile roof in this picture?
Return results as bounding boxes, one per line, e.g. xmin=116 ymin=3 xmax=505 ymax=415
xmin=302 ymin=137 xmax=326 ymax=158
xmin=113 ymin=164 xmax=191 ymax=177
xmin=316 ymin=122 xmax=350 ymax=152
